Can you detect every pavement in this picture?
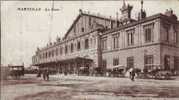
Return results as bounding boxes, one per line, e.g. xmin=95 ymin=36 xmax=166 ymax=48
xmin=1 ymin=74 xmax=179 ymax=100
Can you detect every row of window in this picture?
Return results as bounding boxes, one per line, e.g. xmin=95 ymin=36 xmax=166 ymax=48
xmin=101 ymin=23 xmax=155 ymax=50
xmin=164 ymin=24 xmax=178 ymax=43
xmin=102 ymin=55 xmax=179 ymax=71
xmin=102 ymin=55 xmax=154 ymax=70
xmin=38 ymin=39 xmax=89 ymax=60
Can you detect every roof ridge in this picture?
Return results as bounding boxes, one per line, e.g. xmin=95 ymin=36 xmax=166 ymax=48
xmin=81 ymin=10 xmax=117 ymax=21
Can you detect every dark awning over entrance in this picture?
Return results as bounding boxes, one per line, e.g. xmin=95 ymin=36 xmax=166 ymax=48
xmin=58 ymin=57 xmax=93 ymax=63
xmin=34 ymin=57 xmax=93 ymax=66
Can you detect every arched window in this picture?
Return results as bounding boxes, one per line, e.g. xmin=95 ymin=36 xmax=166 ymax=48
xmin=85 ymin=39 xmax=89 ymax=49
xmin=71 ymin=43 xmax=74 ymax=53
xmin=65 ymin=45 xmax=68 ymax=54
xmin=77 ymin=41 xmax=81 ymax=51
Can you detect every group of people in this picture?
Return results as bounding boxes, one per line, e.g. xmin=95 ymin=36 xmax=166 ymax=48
xmin=37 ymin=69 xmax=50 ymax=81
xmin=37 ymin=67 xmax=136 ymax=81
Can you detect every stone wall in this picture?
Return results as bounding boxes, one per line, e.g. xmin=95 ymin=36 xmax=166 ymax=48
xmin=102 ymin=44 xmax=161 ymax=70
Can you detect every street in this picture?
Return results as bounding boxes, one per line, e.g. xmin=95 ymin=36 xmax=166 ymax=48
xmin=1 ymin=74 xmax=179 ymax=100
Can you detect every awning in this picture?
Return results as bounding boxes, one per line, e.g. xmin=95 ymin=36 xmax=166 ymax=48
xmin=57 ymin=57 xmax=93 ymax=63
xmin=33 ymin=57 xmax=93 ymax=66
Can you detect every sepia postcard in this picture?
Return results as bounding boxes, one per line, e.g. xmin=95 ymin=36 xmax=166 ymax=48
xmin=1 ymin=0 xmax=179 ymax=100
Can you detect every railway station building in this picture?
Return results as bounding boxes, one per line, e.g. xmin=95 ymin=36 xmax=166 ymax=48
xmin=32 ymin=1 xmax=179 ymax=75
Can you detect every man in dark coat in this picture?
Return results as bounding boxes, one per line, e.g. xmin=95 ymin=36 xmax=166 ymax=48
xmin=46 ymin=69 xmax=49 ymax=81
xmin=131 ymin=69 xmax=135 ymax=81
xmin=42 ymin=69 xmax=46 ymax=80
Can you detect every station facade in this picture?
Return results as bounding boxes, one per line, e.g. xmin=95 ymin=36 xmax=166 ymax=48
xmin=32 ymin=2 xmax=179 ymax=75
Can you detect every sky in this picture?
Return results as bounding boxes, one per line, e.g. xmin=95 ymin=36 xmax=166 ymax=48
xmin=1 ymin=0 xmax=179 ymax=67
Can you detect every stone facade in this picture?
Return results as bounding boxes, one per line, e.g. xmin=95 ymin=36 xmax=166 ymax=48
xmin=32 ymin=2 xmax=179 ymax=75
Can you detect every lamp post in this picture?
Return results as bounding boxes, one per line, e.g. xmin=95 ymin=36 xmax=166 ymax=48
xmin=143 ymin=49 xmax=148 ymax=74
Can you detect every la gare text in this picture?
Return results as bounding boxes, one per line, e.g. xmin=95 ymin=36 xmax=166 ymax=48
xmin=17 ymin=8 xmax=60 ymax=11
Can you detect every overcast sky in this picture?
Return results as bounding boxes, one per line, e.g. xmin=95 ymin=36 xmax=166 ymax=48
xmin=1 ymin=0 xmax=179 ymax=67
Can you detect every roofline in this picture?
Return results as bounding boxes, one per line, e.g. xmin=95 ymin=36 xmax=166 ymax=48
xmin=36 ymin=13 xmax=179 ymax=53
xmin=103 ymin=13 xmax=167 ymax=35
xmin=39 ymin=28 xmax=100 ymax=51
xmin=64 ymin=14 xmax=81 ymax=39
xmin=64 ymin=12 xmax=138 ymax=39
xmin=63 ymin=12 xmax=118 ymax=39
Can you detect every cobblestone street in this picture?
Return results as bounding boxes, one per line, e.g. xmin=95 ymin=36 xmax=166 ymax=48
xmin=1 ymin=74 xmax=179 ymax=100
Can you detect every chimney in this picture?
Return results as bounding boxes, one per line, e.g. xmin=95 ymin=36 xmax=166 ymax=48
xmin=165 ymin=9 xmax=173 ymax=17
xmin=110 ymin=16 xmax=113 ymax=29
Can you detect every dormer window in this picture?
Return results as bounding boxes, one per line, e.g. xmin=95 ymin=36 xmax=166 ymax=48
xmin=89 ymin=17 xmax=92 ymax=26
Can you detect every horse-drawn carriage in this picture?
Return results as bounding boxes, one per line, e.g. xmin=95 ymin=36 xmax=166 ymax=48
xmin=9 ymin=65 xmax=24 ymax=79
xmin=106 ymin=65 xmax=125 ymax=77
xmin=138 ymin=64 xmax=172 ymax=79
xmin=78 ymin=66 xmax=90 ymax=76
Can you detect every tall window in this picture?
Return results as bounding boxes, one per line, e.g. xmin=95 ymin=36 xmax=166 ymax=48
xmin=102 ymin=59 xmax=107 ymax=68
xmin=46 ymin=52 xmax=48 ymax=58
xmin=113 ymin=58 xmax=119 ymax=66
xmin=174 ymin=56 xmax=179 ymax=70
xmin=164 ymin=24 xmax=170 ymax=42
xmin=65 ymin=45 xmax=68 ymax=54
xmin=85 ymin=39 xmax=89 ymax=49
xmin=144 ymin=55 xmax=154 ymax=70
xmin=56 ymin=48 xmax=58 ymax=56
xmin=117 ymin=21 xmax=120 ymax=27
xmin=113 ymin=34 xmax=119 ymax=49
xmin=77 ymin=41 xmax=81 ymax=51
xmin=174 ymin=30 xmax=178 ymax=43
xmin=52 ymin=50 xmax=54 ymax=57
xmin=127 ymin=29 xmax=135 ymax=46
xmin=164 ymin=55 xmax=170 ymax=70
xmin=81 ymin=27 xmax=84 ymax=32
xmin=127 ymin=56 xmax=134 ymax=69
xmin=111 ymin=21 xmax=113 ymax=29
xmin=144 ymin=23 xmax=154 ymax=43
xmin=60 ymin=47 xmax=63 ymax=55
xmin=71 ymin=43 xmax=74 ymax=53
xmin=101 ymin=37 xmax=107 ymax=50
xmin=48 ymin=52 xmax=50 ymax=58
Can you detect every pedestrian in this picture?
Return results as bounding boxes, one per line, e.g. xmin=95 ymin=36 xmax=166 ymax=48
xmin=37 ymin=70 xmax=41 ymax=77
xmin=131 ymin=68 xmax=135 ymax=81
xmin=46 ymin=69 xmax=49 ymax=81
xmin=43 ymin=69 xmax=46 ymax=80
